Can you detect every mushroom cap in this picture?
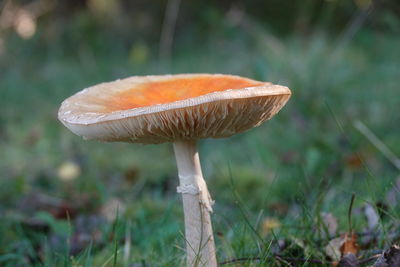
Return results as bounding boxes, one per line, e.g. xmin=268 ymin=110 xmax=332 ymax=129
xmin=58 ymin=74 xmax=291 ymax=144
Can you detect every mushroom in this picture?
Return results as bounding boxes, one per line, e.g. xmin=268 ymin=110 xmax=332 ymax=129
xmin=58 ymin=74 xmax=291 ymax=266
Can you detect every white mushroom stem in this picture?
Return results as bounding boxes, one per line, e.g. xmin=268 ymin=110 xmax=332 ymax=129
xmin=173 ymin=140 xmax=217 ymax=267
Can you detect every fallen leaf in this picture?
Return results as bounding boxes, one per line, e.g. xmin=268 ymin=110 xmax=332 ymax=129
xmin=341 ymin=233 xmax=359 ymax=255
xmin=326 ymin=233 xmax=359 ymax=263
xmin=101 ymin=197 xmax=126 ymax=222
xmin=345 ymin=154 xmax=363 ymax=169
xmin=363 ymin=203 xmax=379 ymax=230
xmin=385 ymin=176 xmax=400 ymax=207
xmin=70 ymin=214 xmax=105 ymax=255
xmin=320 ymin=212 xmax=338 ymax=237
xmin=338 ymin=253 xmax=359 ymax=267
xmin=325 ymin=237 xmax=344 ymax=262
xmin=261 ymin=217 xmax=281 ymax=236
xmin=17 ymin=192 xmax=55 ymax=212
xmin=57 ymin=161 xmax=81 ymax=181
xmin=268 ymin=202 xmax=289 ymax=216
xmin=24 ymin=126 xmax=42 ymax=146
xmin=124 ymin=167 xmax=140 ymax=184
xmin=290 ymin=237 xmax=313 ymax=260
xmin=14 ymin=8 xmax=37 ymax=39
xmin=372 ymin=244 xmax=400 ymax=267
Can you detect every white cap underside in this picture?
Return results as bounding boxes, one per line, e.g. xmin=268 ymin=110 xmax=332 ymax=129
xmin=58 ymin=74 xmax=291 ymax=144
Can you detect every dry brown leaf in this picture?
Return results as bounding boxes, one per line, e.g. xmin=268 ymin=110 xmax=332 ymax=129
xmin=338 ymin=253 xmax=359 ymax=267
xmin=372 ymin=244 xmax=400 ymax=267
xmin=341 ymin=233 xmax=359 ymax=255
xmin=345 ymin=153 xmax=363 ymax=169
xmin=325 ymin=237 xmax=344 ymax=262
xmin=320 ymin=212 xmax=338 ymax=237
xmin=326 ymin=233 xmax=359 ymax=265
xmin=261 ymin=217 xmax=281 ymax=236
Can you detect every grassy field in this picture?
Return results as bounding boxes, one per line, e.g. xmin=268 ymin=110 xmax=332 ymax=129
xmin=1 ymin=11 xmax=400 ymax=266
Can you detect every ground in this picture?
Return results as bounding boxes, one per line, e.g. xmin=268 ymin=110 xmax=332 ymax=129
xmin=0 ymin=10 xmax=400 ymax=266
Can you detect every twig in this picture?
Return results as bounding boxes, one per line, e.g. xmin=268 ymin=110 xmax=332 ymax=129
xmin=332 ymin=1 xmax=375 ymax=54
xmin=220 ymin=231 xmax=399 ymax=266
xmin=359 ymin=254 xmax=381 ymax=265
xmin=348 ymin=193 xmax=356 ymax=234
xmin=220 ymin=256 xmax=260 ymax=265
xmin=220 ymin=255 xmax=328 ymax=265
xmin=354 ymin=120 xmax=400 ymax=171
xmin=274 ymin=255 xmax=292 ymax=266
xmin=159 ymin=0 xmax=181 ymax=62
xmin=278 ymin=256 xmax=326 ymax=265
xmin=220 ymin=253 xmax=383 ymax=266
xmin=314 ymin=230 xmax=400 ymax=246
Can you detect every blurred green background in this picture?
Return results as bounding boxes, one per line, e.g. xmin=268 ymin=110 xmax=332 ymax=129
xmin=0 ymin=0 xmax=399 ymax=266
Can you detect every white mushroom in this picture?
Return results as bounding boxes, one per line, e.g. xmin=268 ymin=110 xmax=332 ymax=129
xmin=58 ymin=73 xmax=291 ymax=266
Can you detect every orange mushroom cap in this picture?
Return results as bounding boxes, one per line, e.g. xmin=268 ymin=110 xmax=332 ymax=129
xmin=58 ymin=74 xmax=291 ymax=144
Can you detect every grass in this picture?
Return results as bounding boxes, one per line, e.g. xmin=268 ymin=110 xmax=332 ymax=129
xmin=0 ymin=13 xmax=399 ymax=266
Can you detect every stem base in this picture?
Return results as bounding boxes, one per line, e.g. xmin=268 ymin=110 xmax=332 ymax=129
xmin=173 ymin=141 xmax=217 ymax=267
